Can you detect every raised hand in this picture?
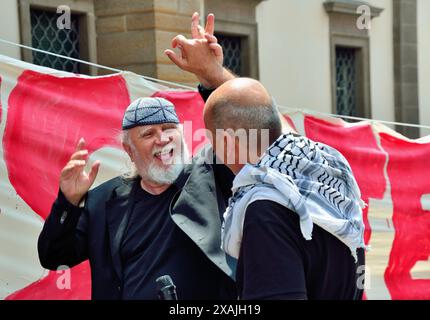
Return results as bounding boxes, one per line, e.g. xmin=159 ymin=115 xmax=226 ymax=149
xmin=164 ymin=12 xmax=233 ymax=88
xmin=190 ymin=12 xmax=223 ymax=65
xmin=59 ymin=138 xmax=100 ymax=206
xmin=191 ymin=11 xmax=214 ymax=39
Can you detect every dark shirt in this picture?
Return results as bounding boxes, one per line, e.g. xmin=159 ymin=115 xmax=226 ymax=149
xmin=237 ymin=200 xmax=365 ymax=300
xmin=121 ymin=182 xmax=235 ymax=300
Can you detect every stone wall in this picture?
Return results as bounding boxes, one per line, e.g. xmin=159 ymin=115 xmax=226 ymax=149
xmin=95 ymin=0 xmax=201 ymax=85
xmin=94 ymin=0 xmax=262 ymax=86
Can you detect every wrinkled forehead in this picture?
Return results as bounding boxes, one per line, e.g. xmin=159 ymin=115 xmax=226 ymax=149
xmin=130 ymin=122 xmax=181 ymax=135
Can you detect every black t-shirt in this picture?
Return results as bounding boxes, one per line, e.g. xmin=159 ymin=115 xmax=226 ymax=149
xmin=120 ymin=182 xmax=235 ymax=300
xmin=237 ymin=200 xmax=365 ymax=300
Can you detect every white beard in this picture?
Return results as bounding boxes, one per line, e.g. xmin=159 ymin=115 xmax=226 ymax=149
xmin=143 ymin=161 xmax=184 ymax=185
xmin=136 ymin=140 xmax=189 ymax=185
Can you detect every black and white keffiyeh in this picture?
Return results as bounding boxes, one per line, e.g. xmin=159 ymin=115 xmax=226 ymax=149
xmin=221 ymin=133 xmax=366 ymax=261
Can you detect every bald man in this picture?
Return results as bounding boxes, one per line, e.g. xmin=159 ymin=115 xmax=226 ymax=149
xmin=203 ymin=78 xmax=366 ymax=300
xmin=167 ymin=14 xmax=366 ymax=300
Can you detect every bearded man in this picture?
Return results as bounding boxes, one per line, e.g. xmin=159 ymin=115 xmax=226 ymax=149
xmin=38 ymin=97 xmax=237 ymax=300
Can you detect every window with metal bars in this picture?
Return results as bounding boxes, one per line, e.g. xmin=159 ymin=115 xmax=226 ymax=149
xmin=335 ymin=46 xmax=358 ymax=117
xmin=30 ymin=8 xmax=80 ymax=73
xmin=216 ymin=34 xmax=242 ymax=76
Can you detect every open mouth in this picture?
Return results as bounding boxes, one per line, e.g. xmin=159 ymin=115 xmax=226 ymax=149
xmin=154 ymin=147 xmax=174 ymax=164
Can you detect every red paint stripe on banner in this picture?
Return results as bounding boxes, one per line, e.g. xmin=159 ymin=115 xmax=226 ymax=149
xmin=3 ymin=70 xmax=131 ymax=220
xmin=284 ymin=115 xmax=298 ymax=132
xmin=380 ymin=133 xmax=430 ymax=299
xmin=3 ymin=71 xmax=130 ymax=300
xmin=5 ymin=261 xmax=91 ymax=300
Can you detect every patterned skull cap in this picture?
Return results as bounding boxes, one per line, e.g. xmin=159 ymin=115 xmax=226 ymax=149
xmin=122 ymin=97 xmax=179 ymax=130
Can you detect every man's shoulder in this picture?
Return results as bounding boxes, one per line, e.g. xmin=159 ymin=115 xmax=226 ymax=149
xmin=245 ymin=200 xmax=299 ymax=227
xmin=247 ymin=199 xmax=295 ymax=215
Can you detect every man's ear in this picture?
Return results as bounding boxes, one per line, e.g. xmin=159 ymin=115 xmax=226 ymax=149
xmin=122 ymin=143 xmax=133 ymax=161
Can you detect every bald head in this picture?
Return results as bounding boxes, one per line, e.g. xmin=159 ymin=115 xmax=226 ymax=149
xmin=204 ymin=78 xmax=282 ymax=144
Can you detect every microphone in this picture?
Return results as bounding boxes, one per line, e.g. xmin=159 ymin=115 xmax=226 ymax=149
xmin=156 ymin=275 xmax=178 ymax=300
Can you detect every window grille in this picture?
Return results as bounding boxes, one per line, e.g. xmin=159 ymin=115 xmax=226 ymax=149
xmin=30 ymin=9 xmax=80 ymax=73
xmin=335 ymin=47 xmax=357 ymax=117
xmin=216 ymin=34 xmax=242 ymax=76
